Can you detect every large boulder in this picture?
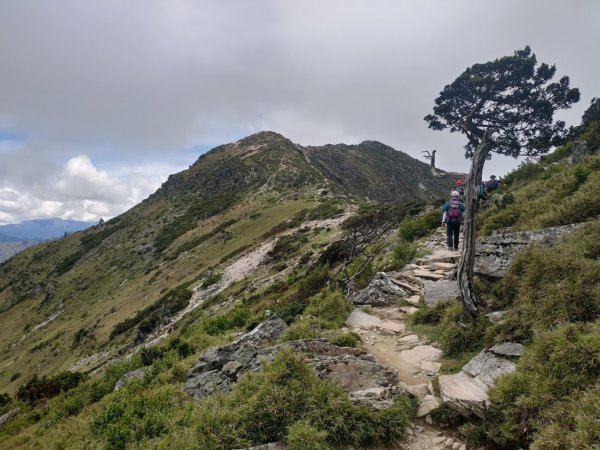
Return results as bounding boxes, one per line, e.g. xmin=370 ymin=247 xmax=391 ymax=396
xmin=438 ymin=346 xmax=518 ymax=418
xmin=183 ymin=316 xmax=288 ymax=398
xmin=349 ymin=272 xmax=410 ymax=305
xmin=423 ymin=279 xmax=459 ymax=307
xmin=233 ymin=315 xmax=288 ymax=347
xmin=474 ymin=224 xmax=583 ymax=278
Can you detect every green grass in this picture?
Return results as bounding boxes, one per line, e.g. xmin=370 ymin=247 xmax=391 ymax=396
xmin=483 ymin=322 xmax=600 ymax=449
xmin=479 ymin=122 xmax=600 ymax=235
xmin=192 ymin=350 xmax=417 ymax=449
xmin=397 ymin=209 xmax=441 ymax=242
xmin=0 ymin=198 xmax=316 ymax=393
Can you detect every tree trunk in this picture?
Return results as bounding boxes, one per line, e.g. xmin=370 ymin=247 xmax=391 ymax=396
xmin=457 ymin=136 xmax=492 ymax=319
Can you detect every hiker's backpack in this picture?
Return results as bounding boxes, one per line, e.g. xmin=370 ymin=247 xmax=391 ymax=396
xmin=448 ymin=200 xmax=462 ymax=223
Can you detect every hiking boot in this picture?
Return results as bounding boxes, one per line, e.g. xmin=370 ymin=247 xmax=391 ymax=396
xmin=454 ymin=246 xmax=459 ymax=251
xmin=447 ymin=246 xmax=453 ymax=251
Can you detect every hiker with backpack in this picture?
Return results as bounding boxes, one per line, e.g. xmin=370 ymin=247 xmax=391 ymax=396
xmin=441 ymin=191 xmax=465 ymax=251
xmin=451 ymin=179 xmax=465 ymax=201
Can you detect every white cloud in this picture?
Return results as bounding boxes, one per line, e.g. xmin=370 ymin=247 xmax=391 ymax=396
xmin=0 ymin=154 xmax=182 ymax=224
xmin=54 ymin=155 xmax=129 ymax=202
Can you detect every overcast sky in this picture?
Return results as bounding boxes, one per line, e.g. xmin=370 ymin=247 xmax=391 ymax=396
xmin=0 ymin=1 xmax=598 ymax=224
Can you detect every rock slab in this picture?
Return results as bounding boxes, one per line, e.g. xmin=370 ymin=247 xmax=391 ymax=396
xmin=350 ymin=272 xmax=410 ymax=305
xmin=184 ymin=317 xmax=398 ymax=410
xmin=423 ymin=280 xmax=459 ymax=307
xmin=114 ymin=367 xmax=147 ymax=391
xmin=475 ymin=224 xmax=583 ymax=278
xmin=439 ymin=348 xmax=517 ymax=418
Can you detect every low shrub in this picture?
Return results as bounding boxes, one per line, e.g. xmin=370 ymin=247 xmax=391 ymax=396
xmin=0 ymin=392 xmax=11 ymax=408
xmin=282 ymin=318 xmax=335 ymax=341
xmin=503 ymin=161 xmax=545 ymax=187
xmin=17 ymin=371 xmax=87 ymax=404
xmin=322 ymin=330 xmax=361 ymax=348
xmin=393 ymin=241 xmax=425 ymax=269
xmin=154 ymin=192 xmax=237 ymax=252
xmin=397 ymin=209 xmax=440 ymax=242
xmin=531 ymin=382 xmax=600 ymax=450
xmin=110 ymin=284 xmax=192 ymax=339
xmin=92 ymin=384 xmax=187 ymax=450
xmin=438 ymin=302 xmax=488 ymax=358
xmin=484 ymin=322 xmax=600 ymax=448
xmin=410 ymin=300 xmax=451 ymax=326
xmin=201 ymin=272 xmax=222 ymax=288
xmin=287 ymin=420 xmax=329 ymax=450
xmin=485 ymin=222 xmax=600 ymax=343
xmin=195 ymin=350 xmax=417 ymax=448
xmin=268 ymin=232 xmax=307 ymax=262
xmin=345 ymin=257 xmax=375 ymax=289
xmin=307 ymin=202 xmax=343 ymax=221
xmin=203 ymin=305 xmax=251 ymax=336
xmin=275 ymin=303 xmax=307 ymax=324
xmin=296 ymin=265 xmax=329 ymax=301
xmin=304 ymin=290 xmax=352 ymax=327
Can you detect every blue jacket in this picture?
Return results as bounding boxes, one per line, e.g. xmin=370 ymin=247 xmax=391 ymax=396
xmin=442 ymin=200 xmax=465 ymax=223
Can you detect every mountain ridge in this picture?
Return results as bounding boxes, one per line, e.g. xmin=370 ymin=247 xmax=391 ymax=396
xmin=0 ymin=131 xmax=457 ymax=392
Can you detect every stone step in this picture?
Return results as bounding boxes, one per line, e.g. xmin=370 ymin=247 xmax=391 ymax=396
xmin=410 ymin=269 xmax=446 ymax=281
xmin=405 ymin=295 xmax=421 ymax=306
xmin=346 ymin=309 xmax=405 ymax=334
xmin=399 ymin=306 xmax=419 ymax=315
xmin=430 ymin=262 xmax=457 ymax=271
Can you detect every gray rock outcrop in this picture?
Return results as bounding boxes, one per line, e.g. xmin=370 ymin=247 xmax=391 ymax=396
xmin=349 ymin=272 xmax=410 ymax=305
xmin=438 ymin=347 xmax=518 ymax=418
xmin=568 ymin=140 xmax=590 ymax=165
xmin=114 ymin=368 xmax=147 ymax=391
xmin=184 ymin=317 xmax=399 ymax=409
xmin=489 ymin=342 xmax=524 ymax=357
xmin=232 ymin=315 xmax=288 ymax=348
xmin=423 ymin=279 xmax=459 ymax=307
xmin=474 ymin=224 xmax=583 ymax=278
xmin=0 ymin=407 xmax=19 ymax=431
xmin=183 ymin=316 xmax=288 ymax=398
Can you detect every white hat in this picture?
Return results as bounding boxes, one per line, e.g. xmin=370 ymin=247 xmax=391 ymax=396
xmin=451 ymin=191 xmax=460 ymax=198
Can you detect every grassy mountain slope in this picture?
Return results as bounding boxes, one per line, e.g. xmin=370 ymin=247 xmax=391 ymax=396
xmin=305 ymin=140 xmax=454 ymax=204
xmin=0 ymin=131 xmax=453 ymax=394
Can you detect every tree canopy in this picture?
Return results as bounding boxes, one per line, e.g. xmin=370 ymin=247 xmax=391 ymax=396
xmin=425 ymin=46 xmax=580 ymax=159
xmin=424 ymin=46 xmax=579 ymax=319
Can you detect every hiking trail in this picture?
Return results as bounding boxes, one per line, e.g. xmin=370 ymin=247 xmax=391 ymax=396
xmin=346 ymin=228 xmax=468 ymax=450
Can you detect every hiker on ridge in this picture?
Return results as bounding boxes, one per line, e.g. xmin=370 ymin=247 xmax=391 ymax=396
xmin=485 ymin=175 xmax=499 ymax=192
xmin=451 ymin=178 xmax=465 ymax=201
xmin=441 ymin=191 xmax=465 ymax=251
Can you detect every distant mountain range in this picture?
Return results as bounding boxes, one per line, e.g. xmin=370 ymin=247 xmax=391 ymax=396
xmin=0 ymin=219 xmax=94 ymax=263
xmin=0 ymin=218 xmax=95 ymax=241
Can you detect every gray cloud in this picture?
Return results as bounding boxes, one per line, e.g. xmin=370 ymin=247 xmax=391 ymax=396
xmin=0 ymin=0 xmax=598 ymax=222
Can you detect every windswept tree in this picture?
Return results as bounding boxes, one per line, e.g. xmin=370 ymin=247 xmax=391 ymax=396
xmin=425 ymin=46 xmax=579 ymax=318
